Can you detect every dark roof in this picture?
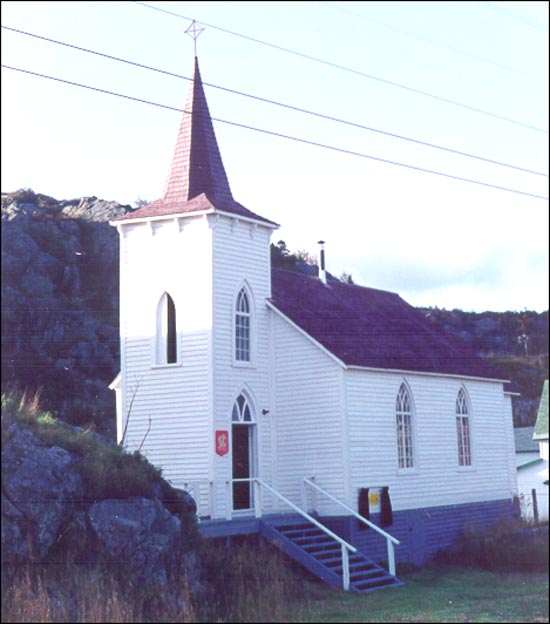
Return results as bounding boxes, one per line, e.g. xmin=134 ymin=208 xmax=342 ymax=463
xmin=514 ymin=427 xmax=538 ymax=453
xmin=270 ymin=268 xmax=508 ymax=380
xmin=534 ymin=380 xmax=548 ymax=440
xmin=112 ymin=57 xmax=276 ymax=227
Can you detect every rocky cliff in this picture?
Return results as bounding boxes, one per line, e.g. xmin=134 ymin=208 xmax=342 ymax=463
xmin=2 ymin=189 xmax=134 ymax=437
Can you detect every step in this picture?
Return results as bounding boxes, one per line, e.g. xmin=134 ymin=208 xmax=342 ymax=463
xmin=334 ymin=562 xmax=378 ymax=576
xmin=353 ymin=576 xmax=398 ymax=591
xmin=277 ymin=523 xmax=313 ymax=532
xmin=293 ymin=534 xmax=333 ymax=546
xmin=303 ymin=541 xmax=340 ymax=554
xmin=311 ymin=547 xmax=342 ymax=561
xmin=281 ymin=527 xmax=324 ymax=539
xmin=352 ymin=569 xmax=387 ymax=582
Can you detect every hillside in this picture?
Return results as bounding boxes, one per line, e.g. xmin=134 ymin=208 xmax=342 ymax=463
xmin=1 ymin=189 xmax=548 ymax=433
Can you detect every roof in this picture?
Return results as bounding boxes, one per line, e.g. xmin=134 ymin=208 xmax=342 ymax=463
xmin=270 ymin=268 xmax=508 ymax=380
xmin=514 ymin=427 xmax=538 ymax=453
xmin=517 ymin=458 xmax=544 ymax=470
xmin=534 ymin=380 xmax=549 ymax=441
xmin=111 ymin=57 xmax=276 ymax=227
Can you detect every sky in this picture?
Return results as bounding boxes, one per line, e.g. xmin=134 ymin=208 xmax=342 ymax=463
xmin=2 ymin=1 xmax=549 ymax=313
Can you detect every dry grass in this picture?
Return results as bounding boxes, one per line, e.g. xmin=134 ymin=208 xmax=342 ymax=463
xmin=1 ymin=537 xmax=311 ymax=623
xmin=196 ymin=536 xmax=314 ymax=623
xmin=1 ymin=561 xmax=196 ymax=623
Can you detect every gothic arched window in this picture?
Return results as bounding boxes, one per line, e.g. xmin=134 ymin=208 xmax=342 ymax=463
xmin=456 ymin=387 xmax=472 ymax=466
xmin=157 ymin=292 xmax=177 ymax=364
xmin=396 ymin=383 xmax=414 ymax=469
xmin=235 ymin=288 xmax=251 ymax=362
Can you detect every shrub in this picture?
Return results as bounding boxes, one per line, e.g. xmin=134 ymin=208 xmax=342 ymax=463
xmin=434 ymin=519 xmax=549 ymax=572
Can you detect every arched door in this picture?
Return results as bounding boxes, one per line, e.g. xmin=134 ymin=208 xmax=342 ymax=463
xmin=231 ymin=394 xmax=257 ymax=512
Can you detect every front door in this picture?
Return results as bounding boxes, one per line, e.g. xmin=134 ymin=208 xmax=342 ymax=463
xmin=231 ymin=394 xmax=257 ymax=512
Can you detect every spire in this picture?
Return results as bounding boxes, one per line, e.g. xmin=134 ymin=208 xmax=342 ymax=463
xmin=111 ymin=56 xmax=278 ymax=227
xmin=162 ymin=57 xmax=233 ymax=205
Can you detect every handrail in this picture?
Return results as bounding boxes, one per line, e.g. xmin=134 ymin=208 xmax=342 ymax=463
xmin=304 ymin=478 xmax=399 ymax=577
xmin=183 ymin=479 xmax=214 ymax=519
xmin=304 ymin=478 xmax=400 ymax=545
xmin=255 ymin=478 xmax=356 ymax=591
xmin=255 ymin=478 xmax=357 ymax=554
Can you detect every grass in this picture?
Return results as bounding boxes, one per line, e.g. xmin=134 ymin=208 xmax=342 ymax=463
xmin=3 ymin=560 xmax=546 ymax=623
xmin=301 ymin=565 xmax=549 ymax=623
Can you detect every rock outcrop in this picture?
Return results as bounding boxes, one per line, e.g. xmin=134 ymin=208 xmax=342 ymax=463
xmin=1 ymin=417 xmax=200 ymax=590
xmin=1 ymin=189 xmax=135 ymax=437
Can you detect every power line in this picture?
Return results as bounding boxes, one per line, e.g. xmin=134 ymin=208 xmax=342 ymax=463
xmin=319 ymin=1 xmax=545 ymax=82
xmin=478 ymin=1 xmax=549 ymax=31
xmin=3 ymin=63 xmax=548 ymax=202
xmin=132 ymin=1 xmax=548 ymax=134
xmin=2 ymin=25 xmax=546 ymax=178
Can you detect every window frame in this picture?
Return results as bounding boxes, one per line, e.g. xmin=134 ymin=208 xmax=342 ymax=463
xmin=395 ymin=382 xmax=415 ymax=472
xmin=154 ymin=291 xmax=180 ymax=367
xmin=456 ymin=387 xmax=473 ymax=468
xmin=233 ymin=285 xmax=254 ymax=367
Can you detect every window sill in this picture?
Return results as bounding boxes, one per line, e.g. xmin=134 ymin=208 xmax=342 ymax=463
xmin=232 ymin=360 xmax=255 ymax=369
xmin=396 ymin=468 xmax=417 ymax=476
xmin=151 ymin=362 xmax=182 ymax=370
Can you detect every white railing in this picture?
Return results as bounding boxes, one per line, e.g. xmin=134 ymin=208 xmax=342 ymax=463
xmin=254 ymin=478 xmax=357 ymax=590
xmin=304 ymin=477 xmax=400 ymax=577
xmin=182 ymin=480 xmax=214 ymax=519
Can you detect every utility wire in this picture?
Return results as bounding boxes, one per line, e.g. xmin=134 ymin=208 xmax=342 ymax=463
xmin=132 ymin=1 xmax=548 ymax=134
xmin=2 ymin=25 xmax=546 ymax=178
xmin=478 ymin=1 xmax=549 ymax=32
xmin=3 ymin=64 xmax=548 ymax=201
xmin=319 ymin=1 xmax=545 ymax=82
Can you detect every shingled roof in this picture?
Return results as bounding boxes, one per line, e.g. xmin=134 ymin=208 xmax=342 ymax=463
xmin=270 ymin=268 xmax=508 ymax=381
xmin=112 ymin=57 xmax=276 ymax=226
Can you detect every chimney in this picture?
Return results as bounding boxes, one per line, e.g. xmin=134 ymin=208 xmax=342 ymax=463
xmin=318 ymin=240 xmax=327 ymax=284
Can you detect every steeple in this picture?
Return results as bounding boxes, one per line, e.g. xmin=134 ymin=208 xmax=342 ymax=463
xmin=163 ymin=57 xmax=233 ymax=205
xmin=112 ymin=56 xmax=276 ymax=226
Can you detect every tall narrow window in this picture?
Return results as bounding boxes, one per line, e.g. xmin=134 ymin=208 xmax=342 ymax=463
xmin=157 ymin=292 xmax=177 ymax=364
xmin=235 ymin=288 xmax=251 ymax=362
xmin=456 ymin=388 xmax=472 ymax=466
xmin=396 ymin=383 xmax=414 ymax=469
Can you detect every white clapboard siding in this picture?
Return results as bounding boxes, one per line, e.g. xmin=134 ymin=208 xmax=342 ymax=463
xmin=517 ymin=460 xmax=550 ymax=521
xmin=503 ymin=394 xmax=519 ymax=497
xmin=271 ymin=311 xmax=346 ymax=515
xmin=210 ymin=217 xmax=275 ymax=518
xmin=346 ymin=369 xmax=516 ymax=512
xmin=117 ymin=216 xmax=214 ymax=513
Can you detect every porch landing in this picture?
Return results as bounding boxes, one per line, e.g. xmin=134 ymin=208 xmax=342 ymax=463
xmin=198 ymin=513 xmax=305 ymax=539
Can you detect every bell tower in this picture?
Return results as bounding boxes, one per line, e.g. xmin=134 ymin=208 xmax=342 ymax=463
xmin=110 ymin=55 xmax=278 ymax=517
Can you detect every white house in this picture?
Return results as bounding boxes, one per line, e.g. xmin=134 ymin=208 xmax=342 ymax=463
xmin=109 ymin=56 xmax=519 ymax=590
xmin=517 ymin=381 xmax=549 ymax=522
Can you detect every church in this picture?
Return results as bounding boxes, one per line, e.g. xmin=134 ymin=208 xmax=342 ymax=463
xmin=110 ymin=56 xmax=518 ymax=592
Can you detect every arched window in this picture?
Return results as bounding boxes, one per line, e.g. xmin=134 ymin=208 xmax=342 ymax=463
xmin=157 ymin=292 xmax=177 ymax=364
xmin=396 ymin=383 xmax=414 ymax=469
xmin=456 ymin=388 xmax=472 ymax=466
xmin=232 ymin=393 xmax=253 ymax=422
xmin=235 ymin=288 xmax=251 ymax=362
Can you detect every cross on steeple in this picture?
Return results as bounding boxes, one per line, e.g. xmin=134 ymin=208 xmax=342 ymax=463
xmin=185 ymin=19 xmax=205 ymax=56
